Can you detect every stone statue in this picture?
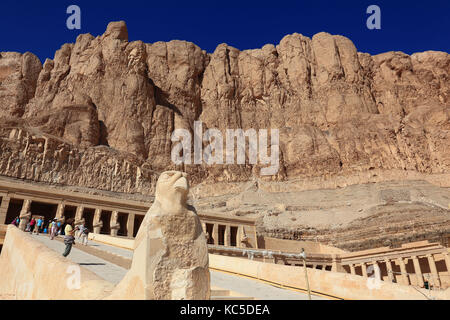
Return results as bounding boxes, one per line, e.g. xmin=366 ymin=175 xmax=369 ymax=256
xmin=240 ymin=227 xmax=250 ymax=248
xmin=108 ymin=171 xmax=210 ymax=300
xmin=55 ymin=203 xmax=65 ymax=220
xmin=75 ymin=206 xmax=84 ymax=221
xmin=93 ymin=209 xmax=103 ymax=234
xmin=110 ymin=211 xmax=120 ymax=236
xmin=18 ymin=199 xmax=32 ymax=230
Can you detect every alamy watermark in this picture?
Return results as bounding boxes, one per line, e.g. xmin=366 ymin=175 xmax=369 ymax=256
xmin=66 ymin=264 xmax=81 ymax=290
xmin=66 ymin=5 xmax=81 ymax=30
xmin=171 ymin=121 xmax=279 ymax=176
xmin=366 ymin=5 xmax=381 ymax=30
xmin=14 ymin=265 xmax=80 ymax=297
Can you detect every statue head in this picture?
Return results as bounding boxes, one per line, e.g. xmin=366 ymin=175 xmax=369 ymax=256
xmin=155 ymin=171 xmax=189 ymax=212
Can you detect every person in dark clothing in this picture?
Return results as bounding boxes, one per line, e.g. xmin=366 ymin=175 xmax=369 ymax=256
xmin=29 ymin=218 xmax=36 ymax=234
xmin=62 ymin=218 xmax=76 ymax=257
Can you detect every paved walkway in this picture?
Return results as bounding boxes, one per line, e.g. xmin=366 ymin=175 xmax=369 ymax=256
xmin=30 ymin=234 xmax=127 ymax=284
xmin=30 ymin=234 xmax=328 ymax=300
xmin=86 ymin=238 xmax=134 ymax=259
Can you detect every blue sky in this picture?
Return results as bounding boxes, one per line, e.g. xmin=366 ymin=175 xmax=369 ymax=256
xmin=1 ymin=0 xmax=449 ymax=63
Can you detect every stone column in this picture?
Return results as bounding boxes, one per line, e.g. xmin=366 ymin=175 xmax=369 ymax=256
xmin=110 ymin=210 xmax=119 ymax=237
xmin=202 ymin=222 xmax=212 ymax=244
xmin=361 ymin=263 xmax=368 ymax=277
xmin=75 ymin=206 xmax=84 ymax=224
xmin=0 ymin=195 xmax=11 ymax=224
xmin=18 ymin=199 xmax=32 ymax=230
xmin=331 ymin=254 xmax=340 ymax=272
xmin=127 ymin=213 xmax=135 ymax=238
xmin=212 ymin=224 xmax=219 ymax=245
xmin=254 ymin=226 xmax=259 ymax=249
xmin=93 ymin=208 xmax=103 ymax=234
xmin=426 ymin=254 xmax=441 ymax=288
xmin=385 ymin=258 xmax=394 ymax=282
xmin=55 ymin=203 xmax=65 ymax=220
xmin=239 ymin=226 xmax=249 ymax=248
xmin=349 ymin=264 xmax=356 ymax=275
xmin=412 ymin=256 xmax=424 ymax=287
xmin=236 ymin=225 xmax=242 ymax=247
xmin=224 ymin=225 xmax=231 ymax=246
xmin=397 ymin=257 xmax=410 ymax=285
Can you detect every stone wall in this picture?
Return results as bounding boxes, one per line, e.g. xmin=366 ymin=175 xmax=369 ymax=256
xmin=0 ymin=225 xmax=114 ymax=299
xmin=0 ymin=126 xmax=156 ymax=195
xmin=209 ymin=254 xmax=450 ymax=300
xmin=261 ymin=236 xmax=347 ymax=254
xmin=88 ymin=232 xmax=134 ymax=250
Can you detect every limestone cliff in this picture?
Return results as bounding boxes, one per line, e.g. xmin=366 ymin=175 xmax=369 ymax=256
xmin=0 ymin=21 xmax=448 ymax=196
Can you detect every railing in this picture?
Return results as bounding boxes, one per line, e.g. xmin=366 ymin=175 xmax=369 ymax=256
xmin=209 ymin=244 xmax=302 ymax=259
xmin=208 ymin=245 xmax=334 ymax=268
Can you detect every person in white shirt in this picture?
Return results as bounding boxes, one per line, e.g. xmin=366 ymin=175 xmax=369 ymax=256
xmin=78 ymin=223 xmax=89 ymax=246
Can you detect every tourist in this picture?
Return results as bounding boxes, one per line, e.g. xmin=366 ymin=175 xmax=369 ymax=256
xmin=15 ymin=216 xmax=20 ymax=227
xmin=10 ymin=218 xmax=17 ymax=227
xmin=76 ymin=223 xmax=84 ymax=239
xmin=50 ymin=219 xmax=58 ymax=240
xmin=61 ymin=221 xmax=66 ymax=236
xmin=78 ymin=223 xmax=89 ymax=246
xmin=57 ymin=220 xmax=62 ymax=235
xmin=75 ymin=224 xmax=81 ymax=238
xmin=34 ymin=217 xmax=43 ymax=235
xmin=29 ymin=218 xmax=36 ymax=234
xmin=62 ymin=218 xmax=75 ymax=257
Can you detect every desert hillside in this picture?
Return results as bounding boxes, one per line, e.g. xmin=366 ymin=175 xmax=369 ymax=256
xmin=192 ymin=179 xmax=449 ymax=251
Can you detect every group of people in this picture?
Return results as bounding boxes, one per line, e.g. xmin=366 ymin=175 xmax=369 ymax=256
xmin=10 ymin=216 xmax=55 ymax=235
xmin=62 ymin=219 xmax=90 ymax=257
xmin=25 ymin=217 xmax=46 ymax=234
xmin=10 ymin=215 xmax=90 ymax=257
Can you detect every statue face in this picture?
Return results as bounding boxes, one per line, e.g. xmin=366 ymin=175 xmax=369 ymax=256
xmin=155 ymin=171 xmax=189 ymax=204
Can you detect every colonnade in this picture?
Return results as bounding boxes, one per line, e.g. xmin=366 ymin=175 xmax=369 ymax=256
xmin=344 ymin=252 xmax=450 ymax=288
xmin=0 ymin=194 xmax=142 ymax=238
xmin=200 ymin=221 xmax=256 ymax=248
xmin=1 ymin=193 xmax=258 ymax=247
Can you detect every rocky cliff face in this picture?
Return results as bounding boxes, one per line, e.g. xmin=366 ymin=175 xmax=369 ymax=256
xmin=0 ymin=21 xmax=448 ymax=195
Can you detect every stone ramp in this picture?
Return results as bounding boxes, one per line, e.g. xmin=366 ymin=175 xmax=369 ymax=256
xmin=30 ymin=234 xmax=127 ymax=285
xmin=30 ymin=233 xmax=326 ymax=300
xmin=210 ymin=269 xmax=327 ymax=300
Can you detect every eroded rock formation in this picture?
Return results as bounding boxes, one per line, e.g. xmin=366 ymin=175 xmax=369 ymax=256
xmin=0 ymin=21 xmax=448 ymax=195
xmin=0 ymin=51 xmax=41 ymax=117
